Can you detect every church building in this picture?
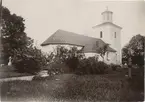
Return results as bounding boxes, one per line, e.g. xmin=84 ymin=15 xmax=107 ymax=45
xmin=41 ymin=8 xmax=122 ymax=65
xmin=92 ymin=8 xmax=122 ymax=64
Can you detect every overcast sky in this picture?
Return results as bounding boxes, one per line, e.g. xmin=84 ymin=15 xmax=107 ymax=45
xmin=3 ymin=0 xmax=145 ymax=48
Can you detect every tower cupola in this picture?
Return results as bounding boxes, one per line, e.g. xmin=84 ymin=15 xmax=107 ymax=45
xmin=101 ymin=7 xmax=113 ymax=23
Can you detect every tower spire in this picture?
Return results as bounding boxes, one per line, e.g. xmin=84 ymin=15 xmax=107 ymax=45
xmin=102 ymin=7 xmax=113 ymax=23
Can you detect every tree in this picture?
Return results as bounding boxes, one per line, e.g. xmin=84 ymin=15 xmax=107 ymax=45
xmin=52 ymin=46 xmax=84 ymax=72
xmin=0 ymin=6 xmax=50 ymax=74
xmin=122 ymin=34 xmax=144 ymax=67
xmin=1 ymin=6 xmax=33 ymax=64
xmin=12 ymin=46 xmax=49 ymax=74
xmin=122 ymin=34 xmax=144 ymax=92
xmin=97 ymin=43 xmax=109 ymax=61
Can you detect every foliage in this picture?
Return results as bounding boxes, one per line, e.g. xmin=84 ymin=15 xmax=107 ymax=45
xmin=76 ymin=57 xmax=108 ymax=75
xmin=122 ymin=34 xmax=144 ymax=98
xmin=122 ymin=34 xmax=144 ymax=67
xmin=97 ymin=43 xmax=109 ymax=61
xmin=1 ymin=6 xmax=50 ymax=74
xmin=1 ymin=74 xmax=137 ymax=101
xmin=12 ymin=47 xmax=49 ymax=74
xmin=109 ymin=63 xmax=121 ymax=71
xmin=1 ymin=6 xmax=33 ymax=64
xmin=52 ymin=46 xmax=85 ymax=73
xmin=47 ymin=61 xmax=69 ymax=75
xmin=51 ymin=46 xmax=110 ymax=74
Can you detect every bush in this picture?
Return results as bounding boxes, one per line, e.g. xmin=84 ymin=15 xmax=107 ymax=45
xmin=76 ymin=57 xmax=108 ymax=75
xmin=12 ymin=47 xmax=49 ymax=74
xmin=47 ymin=61 xmax=68 ymax=75
xmin=65 ymin=57 xmax=79 ymax=72
xmin=52 ymin=46 xmax=84 ymax=73
xmin=109 ymin=63 xmax=121 ymax=71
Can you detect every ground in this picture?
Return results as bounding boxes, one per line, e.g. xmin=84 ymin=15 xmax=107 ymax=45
xmin=1 ymin=72 xmax=144 ymax=102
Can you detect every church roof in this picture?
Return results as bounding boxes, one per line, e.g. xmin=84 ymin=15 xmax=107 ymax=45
xmin=41 ymin=29 xmax=116 ymax=53
xmin=101 ymin=10 xmax=113 ymax=15
xmin=93 ymin=22 xmax=122 ymax=29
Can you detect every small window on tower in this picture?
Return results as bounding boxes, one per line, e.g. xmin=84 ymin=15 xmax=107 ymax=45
xmin=114 ymin=32 xmax=116 ymax=38
xmin=100 ymin=31 xmax=103 ymax=38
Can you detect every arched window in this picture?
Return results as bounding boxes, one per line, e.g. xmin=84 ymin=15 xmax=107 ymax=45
xmin=114 ymin=32 xmax=116 ymax=38
xmin=100 ymin=31 xmax=103 ymax=38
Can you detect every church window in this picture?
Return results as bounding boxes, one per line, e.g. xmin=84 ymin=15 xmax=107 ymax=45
xmin=100 ymin=31 xmax=103 ymax=38
xmin=114 ymin=32 xmax=116 ymax=38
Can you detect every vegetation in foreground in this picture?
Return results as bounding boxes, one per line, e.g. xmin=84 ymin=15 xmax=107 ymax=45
xmin=1 ymin=74 xmax=143 ymax=102
xmin=0 ymin=5 xmax=144 ymax=102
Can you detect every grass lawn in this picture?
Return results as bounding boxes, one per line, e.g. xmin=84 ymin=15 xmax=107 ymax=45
xmin=1 ymin=72 xmax=143 ymax=102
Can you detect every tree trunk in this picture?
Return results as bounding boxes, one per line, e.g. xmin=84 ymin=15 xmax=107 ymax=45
xmin=100 ymin=55 xmax=104 ymax=62
xmin=128 ymin=57 xmax=132 ymax=78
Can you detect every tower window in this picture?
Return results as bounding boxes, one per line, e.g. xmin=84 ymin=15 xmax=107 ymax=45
xmin=114 ymin=32 xmax=116 ymax=38
xmin=100 ymin=31 xmax=103 ymax=38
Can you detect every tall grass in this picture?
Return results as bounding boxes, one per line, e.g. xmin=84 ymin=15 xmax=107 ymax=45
xmin=1 ymin=74 xmax=133 ymax=101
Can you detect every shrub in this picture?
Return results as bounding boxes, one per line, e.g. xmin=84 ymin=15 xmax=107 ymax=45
xmin=76 ymin=57 xmax=108 ymax=75
xmin=47 ymin=61 xmax=68 ymax=75
xmin=52 ymin=46 xmax=84 ymax=73
xmin=109 ymin=63 xmax=121 ymax=71
xmin=96 ymin=61 xmax=109 ymax=74
xmin=12 ymin=47 xmax=49 ymax=74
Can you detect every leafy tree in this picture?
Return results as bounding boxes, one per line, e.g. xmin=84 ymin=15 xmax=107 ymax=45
xmin=122 ymin=34 xmax=144 ymax=93
xmin=97 ymin=43 xmax=109 ymax=61
xmin=0 ymin=6 xmax=51 ymax=74
xmin=1 ymin=6 xmax=33 ymax=64
xmin=52 ymin=45 xmax=85 ymax=72
xmin=12 ymin=46 xmax=49 ymax=74
xmin=122 ymin=34 xmax=144 ymax=67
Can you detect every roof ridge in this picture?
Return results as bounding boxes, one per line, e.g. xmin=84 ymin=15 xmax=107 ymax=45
xmin=56 ymin=29 xmax=100 ymax=40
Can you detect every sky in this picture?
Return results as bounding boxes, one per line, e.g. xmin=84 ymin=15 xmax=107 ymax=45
xmin=2 ymin=0 xmax=145 ymax=48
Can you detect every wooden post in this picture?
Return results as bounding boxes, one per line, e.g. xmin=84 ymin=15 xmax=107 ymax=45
xmin=128 ymin=55 xmax=132 ymax=78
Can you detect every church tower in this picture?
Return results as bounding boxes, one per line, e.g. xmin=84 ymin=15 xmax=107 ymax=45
xmin=93 ymin=7 xmax=122 ymax=65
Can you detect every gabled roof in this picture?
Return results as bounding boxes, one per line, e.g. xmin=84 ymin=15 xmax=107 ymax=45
xmin=93 ymin=22 xmax=122 ymax=29
xmin=41 ymin=29 xmax=116 ymax=52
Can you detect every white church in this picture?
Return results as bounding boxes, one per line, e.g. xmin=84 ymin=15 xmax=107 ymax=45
xmin=41 ymin=8 xmax=122 ymax=65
